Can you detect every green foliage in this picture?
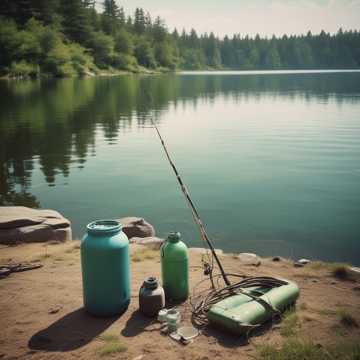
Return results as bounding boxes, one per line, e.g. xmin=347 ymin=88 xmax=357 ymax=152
xmin=88 ymin=31 xmax=114 ymax=68
xmin=257 ymin=338 xmax=360 ymax=360
xmin=1 ymin=2 xmax=360 ymax=77
xmin=112 ymin=53 xmax=137 ymax=71
xmin=280 ymin=309 xmax=301 ymax=337
xmin=135 ymin=40 xmax=156 ymax=68
xmin=336 ymin=308 xmax=359 ymax=328
xmin=155 ymin=41 xmax=176 ymax=68
xmin=114 ymin=29 xmax=133 ymax=54
xmin=97 ymin=333 xmax=127 ymax=357
xmin=9 ymin=61 xmax=38 ymax=78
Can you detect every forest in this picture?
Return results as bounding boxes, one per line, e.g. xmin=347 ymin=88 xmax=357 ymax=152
xmin=0 ymin=0 xmax=360 ymax=77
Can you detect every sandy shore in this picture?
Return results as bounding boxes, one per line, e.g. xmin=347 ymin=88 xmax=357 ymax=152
xmin=0 ymin=242 xmax=359 ymax=360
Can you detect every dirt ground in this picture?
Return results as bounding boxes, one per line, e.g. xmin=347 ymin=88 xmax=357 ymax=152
xmin=0 ymin=242 xmax=359 ymax=360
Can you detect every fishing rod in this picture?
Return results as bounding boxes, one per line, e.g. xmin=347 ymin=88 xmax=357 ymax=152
xmin=149 ymin=116 xmax=231 ymax=287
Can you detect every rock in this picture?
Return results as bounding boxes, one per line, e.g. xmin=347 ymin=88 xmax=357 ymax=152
xmin=294 ymin=261 xmax=305 ymax=268
xmin=0 ymin=207 xmax=72 ymax=245
xmin=130 ymin=236 xmax=164 ymax=249
xmin=237 ymin=253 xmax=261 ymax=266
xmin=118 ymin=217 xmax=155 ymax=239
xmin=272 ymin=256 xmax=281 ymax=262
xmin=297 ymin=258 xmax=311 ymax=265
xmin=190 ymin=247 xmax=224 ymax=256
xmin=349 ymin=267 xmax=360 ymax=281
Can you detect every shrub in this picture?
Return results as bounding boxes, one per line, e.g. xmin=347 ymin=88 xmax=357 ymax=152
xmin=337 ymin=308 xmax=359 ymax=328
xmin=9 ymin=61 xmax=38 ymax=78
xmin=332 ymin=264 xmax=351 ymax=280
xmin=112 ymin=53 xmax=137 ymax=71
xmin=88 ymin=31 xmax=114 ymax=68
xmin=135 ymin=41 xmax=157 ymax=68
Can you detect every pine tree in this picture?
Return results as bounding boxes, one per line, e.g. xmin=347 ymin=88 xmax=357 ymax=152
xmin=60 ymin=0 xmax=90 ymax=44
xmin=102 ymin=0 xmax=119 ymax=35
xmin=134 ymin=8 xmax=145 ymax=34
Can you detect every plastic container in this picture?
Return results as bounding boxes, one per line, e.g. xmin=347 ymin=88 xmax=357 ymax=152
xmin=161 ymin=232 xmax=189 ymax=301
xmin=166 ymin=308 xmax=181 ymax=332
xmin=81 ymin=220 xmax=130 ymax=316
xmin=139 ymin=277 xmax=165 ymax=317
xmin=158 ymin=308 xmax=168 ymax=322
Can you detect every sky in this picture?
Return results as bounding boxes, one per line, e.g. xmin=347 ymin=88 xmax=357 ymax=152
xmin=108 ymin=0 xmax=360 ymax=38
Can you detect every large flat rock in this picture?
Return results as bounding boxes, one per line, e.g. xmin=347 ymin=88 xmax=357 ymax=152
xmin=0 ymin=207 xmax=72 ymax=245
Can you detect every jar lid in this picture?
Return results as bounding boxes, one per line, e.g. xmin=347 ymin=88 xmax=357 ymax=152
xmin=87 ymin=220 xmax=122 ymax=235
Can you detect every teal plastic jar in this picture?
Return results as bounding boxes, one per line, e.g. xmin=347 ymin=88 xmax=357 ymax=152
xmin=81 ymin=220 xmax=130 ymax=316
xmin=161 ymin=232 xmax=189 ymax=302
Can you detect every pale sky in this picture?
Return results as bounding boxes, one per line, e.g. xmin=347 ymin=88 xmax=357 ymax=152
xmin=109 ymin=0 xmax=360 ymax=38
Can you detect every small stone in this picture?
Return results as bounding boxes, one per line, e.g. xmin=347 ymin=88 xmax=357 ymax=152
xmin=331 ymin=281 xmax=337 ymax=285
xmin=132 ymin=356 xmax=144 ymax=360
xmin=237 ymin=253 xmax=261 ymax=266
xmin=272 ymin=256 xmax=281 ymax=262
xmin=352 ymin=286 xmax=360 ymax=292
xmin=48 ymin=306 xmax=62 ymax=314
xmin=349 ymin=267 xmax=360 ymax=281
xmin=312 ymin=279 xmax=318 ymax=283
xmin=294 ymin=262 xmax=305 ymax=268
xmin=297 ymin=258 xmax=311 ymax=265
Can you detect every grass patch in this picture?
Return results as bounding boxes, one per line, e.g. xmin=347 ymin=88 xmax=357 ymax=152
xmin=97 ymin=333 xmax=127 ymax=357
xmin=99 ymin=333 xmax=119 ymax=342
xmin=308 ymin=261 xmax=352 ymax=280
xmin=336 ymin=309 xmax=359 ymax=328
xmin=256 ymin=338 xmax=360 ymax=360
xmin=97 ymin=342 xmax=127 ymax=357
xmin=331 ymin=264 xmax=351 ymax=280
xmin=280 ymin=310 xmax=300 ymax=337
xmin=131 ymin=249 xmax=158 ymax=262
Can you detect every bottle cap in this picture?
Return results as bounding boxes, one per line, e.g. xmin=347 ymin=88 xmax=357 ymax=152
xmin=144 ymin=276 xmax=158 ymax=290
xmin=167 ymin=232 xmax=181 ymax=243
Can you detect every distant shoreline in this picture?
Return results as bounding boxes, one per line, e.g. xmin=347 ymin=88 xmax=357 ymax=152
xmin=2 ymin=68 xmax=360 ymax=81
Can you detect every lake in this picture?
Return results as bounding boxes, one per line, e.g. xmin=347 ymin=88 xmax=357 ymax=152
xmin=1 ymin=71 xmax=359 ymax=264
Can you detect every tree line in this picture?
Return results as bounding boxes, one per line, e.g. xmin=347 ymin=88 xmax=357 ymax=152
xmin=0 ymin=0 xmax=359 ymax=77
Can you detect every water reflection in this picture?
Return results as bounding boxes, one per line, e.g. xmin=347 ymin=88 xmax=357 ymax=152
xmin=0 ymin=72 xmax=359 ymax=206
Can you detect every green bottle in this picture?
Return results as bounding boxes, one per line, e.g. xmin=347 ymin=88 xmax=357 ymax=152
xmin=161 ymin=232 xmax=189 ymax=302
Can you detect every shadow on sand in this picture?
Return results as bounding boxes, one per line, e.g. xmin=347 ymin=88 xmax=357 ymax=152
xmin=121 ymin=310 xmax=160 ymax=337
xmin=28 ymin=308 xmax=120 ymax=352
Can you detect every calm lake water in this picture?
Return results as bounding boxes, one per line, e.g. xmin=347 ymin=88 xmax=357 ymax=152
xmin=1 ymin=71 xmax=360 ymax=264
